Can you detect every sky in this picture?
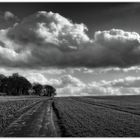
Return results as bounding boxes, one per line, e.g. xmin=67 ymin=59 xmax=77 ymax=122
xmin=1 ymin=3 xmax=140 ymax=96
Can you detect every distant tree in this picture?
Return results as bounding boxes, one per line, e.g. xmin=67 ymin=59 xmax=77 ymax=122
xmin=44 ymin=85 xmax=56 ymax=97
xmin=0 ymin=74 xmax=6 ymax=80
xmin=0 ymin=72 xmax=57 ymax=97
xmin=32 ymin=83 xmax=43 ymax=96
xmin=0 ymin=73 xmax=32 ymax=95
xmin=0 ymin=74 xmax=8 ymax=94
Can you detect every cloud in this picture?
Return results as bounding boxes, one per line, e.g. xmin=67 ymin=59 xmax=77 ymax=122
xmin=46 ymin=74 xmax=86 ymax=96
xmin=60 ymin=75 xmax=85 ymax=87
xmin=121 ymin=66 xmax=140 ymax=73
xmin=0 ymin=11 xmax=140 ymax=68
xmin=25 ymin=74 xmax=140 ymax=96
xmin=104 ymin=76 xmax=140 ymax=88
xmin=0 ymin=11 xmax=18 ymax=29
xmin=47 ymin=74 xmax=122 ymax=96
xmin=0 ymin=67 xmax=48 ymax=84
xmin=0 ymin=66 xmax=139 ymax=96
xmin=55 ymin=75 xmax=127 ymax=96
xmin=4 ymin=11 xmax=15 ymax=20
xmin=66 ymin=67 xmax=94 ymax=74
xmin=43 ymin=68 xmax=66 ymax=75
xmin=0 ymin=11 xmax=92 ymax=68
xmin=96 ymin=66 xmax=140 ymax=74
xmin=7 ymin=11 xmax=90 ymax=48
xmin=47 ymin=74 xmax=85 ymax=88
xmin=84 ymin=78 xmax=140 ymax=96
xmin=94 ymin=29 xmax=140 ymax=67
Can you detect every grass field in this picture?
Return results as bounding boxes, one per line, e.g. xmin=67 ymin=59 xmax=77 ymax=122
xmin=1 ymin=95 xmax=140 ymax=137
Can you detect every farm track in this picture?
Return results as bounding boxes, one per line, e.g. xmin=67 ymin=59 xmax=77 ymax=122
xmin=13 ymin=100 xmax=43 ymax=118
xmin=71 ymin=97 xmax=140 ymax=117
xmin=52 ymin=101 xmax=73 ymax=137
xmin=1 ymin=99 xmax=57 ymax=137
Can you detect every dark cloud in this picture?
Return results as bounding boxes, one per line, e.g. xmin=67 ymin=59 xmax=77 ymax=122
xmin=0 ymin=11 xmax=19 ymax=29
xmin=0 ymin=11 xmax=140 ymax=68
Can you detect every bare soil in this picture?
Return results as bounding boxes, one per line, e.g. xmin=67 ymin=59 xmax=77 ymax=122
xmin=1 ymin=99 xmax=57 ymax=137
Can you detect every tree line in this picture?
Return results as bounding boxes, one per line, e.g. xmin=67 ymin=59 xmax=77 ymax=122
xmin=0 ymin=73 xmax=56 ymax=97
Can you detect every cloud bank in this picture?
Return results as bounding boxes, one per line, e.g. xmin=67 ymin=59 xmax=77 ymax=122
xmin=50 ymin=75 xmax=140 ymax=96
xmin=0 ymin=11 xmax=140 ymax=68
xmin=0 ymin=66 xmax=140 ymax=96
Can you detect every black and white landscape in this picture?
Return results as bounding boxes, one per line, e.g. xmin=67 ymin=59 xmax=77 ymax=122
xmin=1 ymin=2 xmax=140 ymax=137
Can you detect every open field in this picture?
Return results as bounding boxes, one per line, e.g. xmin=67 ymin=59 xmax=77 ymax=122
xmin=1 ymin=95 xmax=140 ymax=137
xmin=53 ymin=96 xmax=140 ymax=137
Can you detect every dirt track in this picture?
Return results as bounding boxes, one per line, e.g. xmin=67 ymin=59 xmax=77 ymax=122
xmin=2 ymin=99 xmax=57 ymax=137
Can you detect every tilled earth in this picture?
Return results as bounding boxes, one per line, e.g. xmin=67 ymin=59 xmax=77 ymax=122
xmin=1 ymin=99 xmax=57 ymax=137
xmin=2 ymin=96 xmax=140 ymax=137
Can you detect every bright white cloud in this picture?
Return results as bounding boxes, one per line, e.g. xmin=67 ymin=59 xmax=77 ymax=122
xmin=25 ymin=73 xmax=48 ymax=84
xmin=60 ymin=75 xmax=85 ymax=87
xmin=122 ymin=66 xmax=140 ymax=72
xmin=95 ymin=29 xmax=140 ymax=43
xmin=8 ymin=11 xmax=90 ymax=49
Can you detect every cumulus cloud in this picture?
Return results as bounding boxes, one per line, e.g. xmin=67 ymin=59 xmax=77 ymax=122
xmin=26 ymin=74 xmax=140 ymax=96
xmin=0 ymin=11 xmax=140 ymax=68
xmin=45 ymin=74 xmax=125 ymax=96
xmin=0 ymin=66 xmax=139 ymax=96
xmin=47 ymin=74 xmax=85 ymax=88
xmin=55 ymin=75 xmax=130 ymax=96
xmin=94 ymin=29 xmax=140 ymax=67
xmin=7 ymin=11 xmax=90 ymax=49
xmin=45 ymin=74 xmax=86 ymax=96
xmin=0 ymin=67 xmax=48 ymax=84
xmin=0 ymin=11 xmax=91 ymax=68
xmin=84 ymin=77 xmax=140 ymax=96
xmin=25 ymin=73 xmax=48 ymax=84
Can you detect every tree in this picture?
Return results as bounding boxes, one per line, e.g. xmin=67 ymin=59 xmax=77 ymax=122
xmin=0 ymin=74 xmax=8 ymax=94
xmin=32 ymin=83 xmax=43 ymax=96
xmin=44 ymin=85 xmax=56 ymax=97
xmin=0 ymin=72 xmax=57 ymax=97
xmin=0 ymin=73 xmax=32 ymax=95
